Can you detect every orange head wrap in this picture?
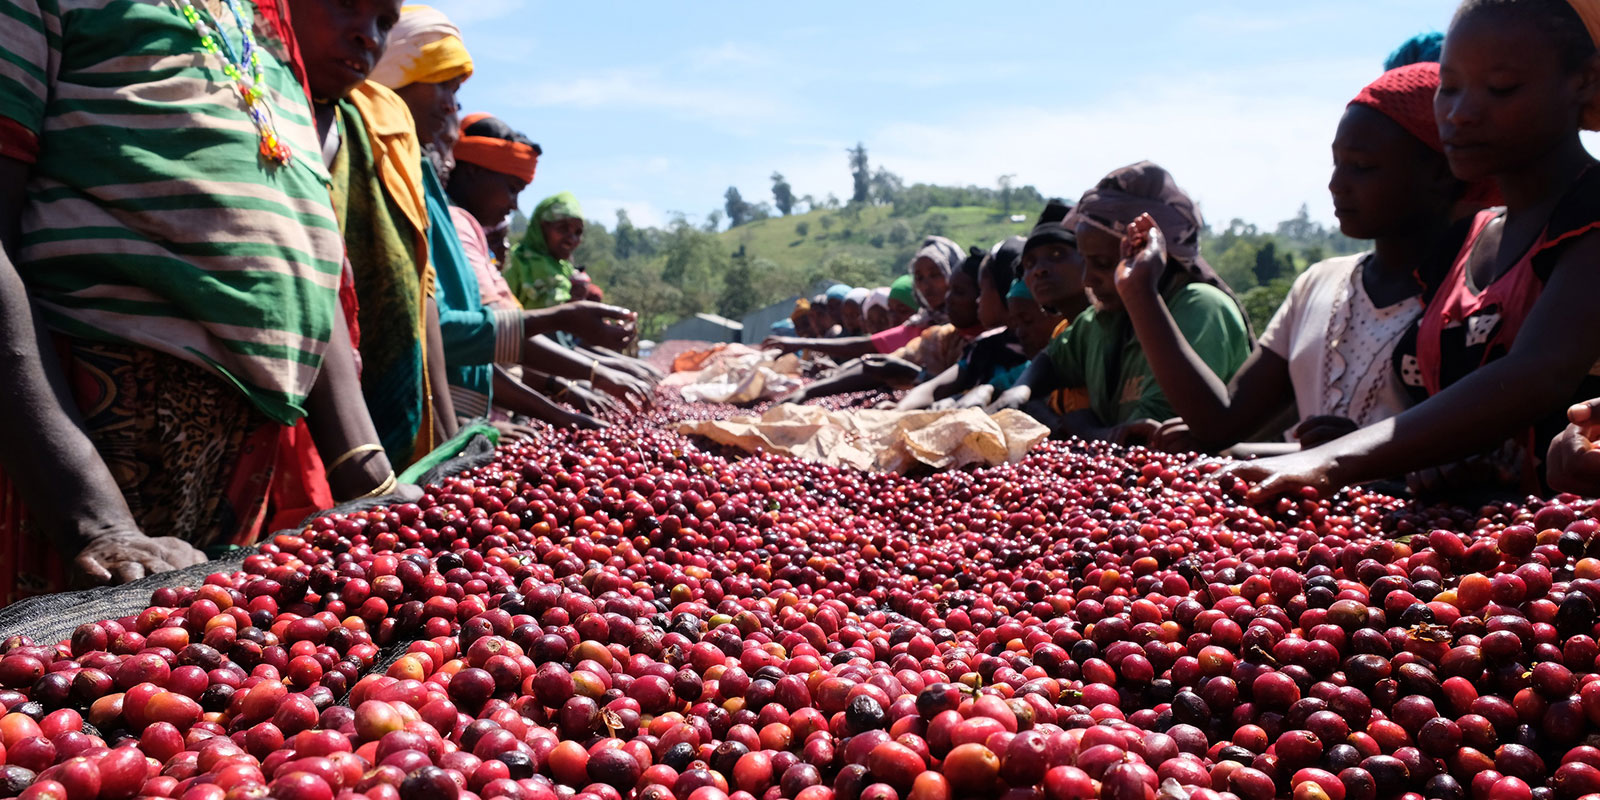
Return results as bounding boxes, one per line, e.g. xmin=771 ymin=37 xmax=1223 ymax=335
xmin=453 ymin=112 xmax=540 ymax=183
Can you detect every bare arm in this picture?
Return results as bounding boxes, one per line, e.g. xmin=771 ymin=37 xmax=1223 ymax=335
xmin=777 ymin=362 xmax=882 ymax=405
xmin=897 ymin=363 xmax=968 ymax=410
xmin=424 ymin=298 xmax=458 ymax=442
xmin=1223 ymin=233 xmax=1600 ymax=499
xmin=1117 ymin=215 xmax=1293 ymax=450
xmin=985 ymin=354 xmax=1059 ymax=412
xmin=523 ymin=335 xmax=651 ymax=407
xmin=489 ymin=369 xmax=605 ymax=429
xmin=0 ymin=157 xmax=204 ymax=583
xmin=762 ymin=335 xmax=878 ymax=361
xmin=304 ymin=310 xmax=396 ymax=501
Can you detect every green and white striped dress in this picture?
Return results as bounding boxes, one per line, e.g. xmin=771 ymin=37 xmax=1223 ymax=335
xmin=0 ymin=0 xmax=343 ymax=425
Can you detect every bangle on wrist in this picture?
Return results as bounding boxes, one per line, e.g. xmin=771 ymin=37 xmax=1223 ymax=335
xmin=588 ymin=359 xmax=599 ymax=384
xmin=339 ymin=472 xmax=398 ymax=503
xmin=325 ymin=443 xmax=385 ymax=475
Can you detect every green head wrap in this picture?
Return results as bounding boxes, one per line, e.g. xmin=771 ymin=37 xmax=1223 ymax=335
xmin=1007 ymin=277 xmax=1034 ymax=302
xmin=888 ymin=275 xmax=917 ymax=309
xmin=505 ymin=192 xmax=585 ymax=309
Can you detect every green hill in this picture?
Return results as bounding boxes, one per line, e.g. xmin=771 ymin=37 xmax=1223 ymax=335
xmin=574 ymin=196 xmax=1362 ymax=339
xmin=718 ymin=204 xmax=1033 ymax=288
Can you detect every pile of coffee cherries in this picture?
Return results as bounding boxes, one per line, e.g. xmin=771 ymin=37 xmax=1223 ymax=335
xmin=2 ymin=392 xmax=1599 ymax=800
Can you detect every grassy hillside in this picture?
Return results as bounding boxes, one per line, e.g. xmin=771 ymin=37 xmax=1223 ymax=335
xmin=574 ymin=197 xmax=1360 ymax=338
xmin=719 ymin=204 xmax=1033 ymax=288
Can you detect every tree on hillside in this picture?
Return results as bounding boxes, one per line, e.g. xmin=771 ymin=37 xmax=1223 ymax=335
xmin=718 ymin=246 xmax=762 ymax=319
xmin=660 ymin=216 xmax=730 ymax=316
xmin=1253 ymin=240 xmax=1290 ymax=285
xmin=805 ymin=253 xmax=890 ymax=294
xmin=871 ymin=167 xmax=904 ymax=206
xmin=1276 ymin=204 xmax=1318 ymax=243
xmin=1213 ymin=238 xmax=1261 ymax=293
xmin=613 ymin=209 xmax=639 ymax=259
xmin=998 ymin=174 xmax=1016 ymax=214
xmin=848 ymin=143 xmax=870 ymax=204
xmin=1241 ymin=278 xmax=1294 ymax=332
xmin=795 ymin=221 xmax=810 ymax=237
xmin=724 ymin=187 xmax=749 ymax=228
xmin=819 ymin=215 xmax=834 ymax=233
xmin=798 ymin=194 xmax=816 ymax=214
xmin=704 ymin=209 xmax=723 ymax=233
xmin=772 ymin=173 xmax=795 ymax=216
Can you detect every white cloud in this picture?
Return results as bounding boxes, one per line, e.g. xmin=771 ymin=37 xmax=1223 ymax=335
xmin=500 ymin=68 xmax=789 ymax=122
xmin=569 ymin=198 xmax=668 ymax=230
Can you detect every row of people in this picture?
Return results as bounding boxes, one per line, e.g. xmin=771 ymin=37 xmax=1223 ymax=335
xmin=767 ymin=0 xmax=1600 ymax=502
xmin=0 ymin=0 xmax=654 ymax=598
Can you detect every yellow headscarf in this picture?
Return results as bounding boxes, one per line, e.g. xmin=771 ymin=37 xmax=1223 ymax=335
xmin=369 ymin=5 xmax=475 ymax=90
xmin=1568 ymin=0 xmax=1600 ymax=129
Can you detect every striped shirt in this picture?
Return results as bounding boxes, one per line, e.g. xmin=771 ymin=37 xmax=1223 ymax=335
xmin=0 ymin=0 xmax=343 ymax=424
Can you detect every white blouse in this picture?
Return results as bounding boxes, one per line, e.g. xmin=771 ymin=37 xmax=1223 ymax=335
xmin=1258 ymin=253 xmax=1421 ymax=436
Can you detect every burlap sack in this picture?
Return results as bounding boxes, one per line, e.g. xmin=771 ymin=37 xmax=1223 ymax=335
xmin=676 ymin=405 xmax=1048 ymax=473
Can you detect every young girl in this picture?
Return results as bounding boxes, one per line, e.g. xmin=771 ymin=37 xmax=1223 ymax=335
xmin=1224 ymin=0 xmax=1600 ymax=500
xmin=1141 ymin=64 xmax=1476 ymax=456
xmin=990 ymin=162 xmax=1252 ymax=445
xmin=863 ymin=287 xmax=892 ymax=333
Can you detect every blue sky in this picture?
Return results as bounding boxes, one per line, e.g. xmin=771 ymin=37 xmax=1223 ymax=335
xmin=428 ymin=1 xmax=1551 ymax=233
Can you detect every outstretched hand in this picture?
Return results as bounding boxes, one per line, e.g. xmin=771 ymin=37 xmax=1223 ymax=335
xmin=1547 ymin=399 xmax=1600 ymax=495
xmin=75 ymin=531 xmax=208 ymax=586
xmin=559 ymin=302 xmax=638 ymax=351
xmin=1211 ymin=449 xmax=1342 ymax=504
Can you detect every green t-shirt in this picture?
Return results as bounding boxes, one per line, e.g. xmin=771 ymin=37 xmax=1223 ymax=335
xmin=1046 ymin=282 xmax=1251 ymax=425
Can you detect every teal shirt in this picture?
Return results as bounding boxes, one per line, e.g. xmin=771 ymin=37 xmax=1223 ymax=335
xmin=422 ymin=162 xmax=494 ymax=405
xmin=1046 ymin=282 xmax=1251 ymax=425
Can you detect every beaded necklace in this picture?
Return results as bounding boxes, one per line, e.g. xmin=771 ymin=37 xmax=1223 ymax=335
xmin=174 ymin=0 xmax=292 ymax=165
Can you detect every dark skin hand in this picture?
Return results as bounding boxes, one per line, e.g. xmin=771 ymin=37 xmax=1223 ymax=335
xmin=1547 ymin=399 xmax=1600 ymax=496
xmin=489 ymin=369 xmax=607 ymax=430
xmin=896 ymin=362 xmax=968 ymax=411
xmin=522 ymin=335 xmax=653 ymax=409
xmin=0 ymin=157 xmax=204 ymax=582
xmin=1114 ymin=214 xmax=1297 ymax=452
xmin=523 ymin=301 xmax=639 ymax=354
xmin=587 ymin=346 xmax=667 ymax=381
xmin=520 ymin=368 xmax=623 ymax=416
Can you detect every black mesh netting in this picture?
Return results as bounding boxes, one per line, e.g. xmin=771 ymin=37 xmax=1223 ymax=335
xmin=0 ymin=551 xmax=253 ymax=647
xmin=0 ymin=432 xmax=500 ymax=648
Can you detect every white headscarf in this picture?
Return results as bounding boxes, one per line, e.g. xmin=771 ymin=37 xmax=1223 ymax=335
xmin=864 ymin=287 xmax=890 ymax=314
xmin=369 ymin=5 xmax=474 ymax=90
xmin=907 ymin=235 xmax=965 ymax=327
